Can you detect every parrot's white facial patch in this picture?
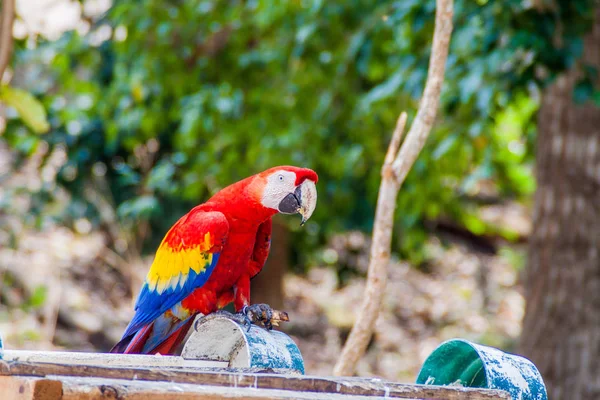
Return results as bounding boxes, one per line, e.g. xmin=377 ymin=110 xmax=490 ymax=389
xmin=261 ymin=170 xmax=298 ymax=210
xmin=261 ymin=170 xmax=318 ymax=224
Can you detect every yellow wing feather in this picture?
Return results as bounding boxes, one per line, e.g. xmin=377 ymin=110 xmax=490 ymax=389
xmin=146 ymin=232 xmax=215 ymax=294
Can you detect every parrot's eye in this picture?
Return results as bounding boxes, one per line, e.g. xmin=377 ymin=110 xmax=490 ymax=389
xmin=278 ymin=174 xmax=284 ymax=182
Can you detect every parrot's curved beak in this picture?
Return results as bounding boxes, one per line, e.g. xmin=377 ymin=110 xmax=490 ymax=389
xmin=277 ymin=180 xmax=317 ymax=225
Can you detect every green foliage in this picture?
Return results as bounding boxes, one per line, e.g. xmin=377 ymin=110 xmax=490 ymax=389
xmin=24 ymin=285 xmax=48 ymax=311
xmin=0 ymin=86 xmax=50 ymax=133
xmin=499 ymin=246 xmax=527 ymax=272
xmin=117 ymin=195 xmax=160 ymax=220
xmin=4 ymin=0 xmax=596 ymax=265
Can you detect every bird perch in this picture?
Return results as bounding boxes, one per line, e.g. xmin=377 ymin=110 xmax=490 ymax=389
xmin=333 ymin=0 xmax=454 ymax=377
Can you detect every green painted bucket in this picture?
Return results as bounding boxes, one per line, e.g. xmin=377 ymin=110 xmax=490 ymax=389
xmin=416 ymin=339 xmax=547 ymax=400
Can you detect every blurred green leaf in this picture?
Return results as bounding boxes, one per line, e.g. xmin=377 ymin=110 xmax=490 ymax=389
xmin=573 ymin=79 xmax=594 ymax=104
xmin=432 ymin=134 xmax=457 ymax=160
xmin=25 ymin=286 xmax=47 ymax=311
xmin=117 ymin=195 xmax=160 ymax=221
xmin=0 ymin=86 xmax=50 ymax=133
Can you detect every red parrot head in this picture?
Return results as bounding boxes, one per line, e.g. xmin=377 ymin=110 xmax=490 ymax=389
xmin=256 ymin=166 xmax=318 ymax=225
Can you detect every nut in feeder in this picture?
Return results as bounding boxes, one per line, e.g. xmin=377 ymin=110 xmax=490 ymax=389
xmin=182 ymin=313 xmax=305 ymax=374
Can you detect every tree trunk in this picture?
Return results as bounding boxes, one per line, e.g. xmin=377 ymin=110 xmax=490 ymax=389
xmin=520 ymin=9 xmax=600 ymax=400
xmin=250 ymin=219 xmax=288 ymax=310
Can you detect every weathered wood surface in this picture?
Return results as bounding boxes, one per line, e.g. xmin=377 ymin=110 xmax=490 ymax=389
xmin=0 ymin=361 xmax=510 ymax=399
xmin=0 ymin=376 xmax=62 ymax=400
xmin=0 ymin=375 xmax=510 ymax=400
xmin=1 ymin=350 xmax=226 ymax=369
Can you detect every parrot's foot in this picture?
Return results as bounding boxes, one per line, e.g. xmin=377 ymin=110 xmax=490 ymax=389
xmin=195 ymin=306 xmax=289 ymax=332
xmin=243 ymin=303 xmax=277 ymax=331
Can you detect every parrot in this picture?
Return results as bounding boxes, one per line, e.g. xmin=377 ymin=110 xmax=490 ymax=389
xmin=110 ymin=166 xmax=318 ymax=355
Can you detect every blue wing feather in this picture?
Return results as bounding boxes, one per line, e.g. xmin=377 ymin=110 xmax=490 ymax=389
xmin=122 ymin=252 xmax=220 ymax=339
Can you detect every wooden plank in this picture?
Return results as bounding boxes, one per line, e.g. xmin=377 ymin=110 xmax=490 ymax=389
xmin=2 ymin=350 xmax=226 ymax=369
xmin=0 ymin=376 xmax=62 ymax=400
xmin=0 ymin=361 xmax=511 ymax=399
xmin=0 ymin=375 xmax=510 ymax=400
xmin=59 ymin=376 xmax=417 ymax=400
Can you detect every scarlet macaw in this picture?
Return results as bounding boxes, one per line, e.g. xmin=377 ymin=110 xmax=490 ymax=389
xmin=110 ymin=166 xmax=318 ymax=355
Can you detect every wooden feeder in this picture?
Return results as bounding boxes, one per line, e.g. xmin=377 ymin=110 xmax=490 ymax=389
xmin=0 ymin=316 xmax=513 ymax=399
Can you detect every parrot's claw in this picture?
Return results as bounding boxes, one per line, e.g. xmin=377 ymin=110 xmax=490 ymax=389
xmin=197 ymin=305 xmax=285 ymax=332
xmin=219 ymin=309 xmax=252 ymax=330
xmin=242 ymin=303 xmax=275 ymax=331
xmin=239 ymin=308 xmax=253 ymax=332
xmin=196 ymin=310 xmax=248 ymax=331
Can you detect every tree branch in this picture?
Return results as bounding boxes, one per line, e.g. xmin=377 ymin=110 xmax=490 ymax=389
xmin=391 ymin=0 xmax=453 ymax=184
xmin=333 ymin=0 xmax=453 ymax=377
xmin=384 ymin=113 xmax=408 ymax=167
xmin=0 ymin=0 xmax=15 ymax=81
